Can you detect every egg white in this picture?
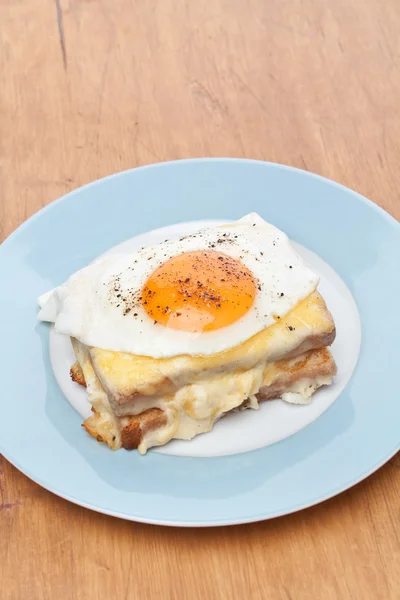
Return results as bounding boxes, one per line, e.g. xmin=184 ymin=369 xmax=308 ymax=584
xmin=38 ymin=213 xmax=319 ymax=357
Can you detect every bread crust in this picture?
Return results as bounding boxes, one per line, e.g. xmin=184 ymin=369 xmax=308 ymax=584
xmin=256 ymin=346 xmax=336 ymax=400
xmin=120 ymin=409 xmax=168 ymax=450
xmin=70 ymin=361 xmax=86 ymax=387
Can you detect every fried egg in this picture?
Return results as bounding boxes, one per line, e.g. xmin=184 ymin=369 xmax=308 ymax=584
xmin=38 ymin=213 xmax=319 ymax=357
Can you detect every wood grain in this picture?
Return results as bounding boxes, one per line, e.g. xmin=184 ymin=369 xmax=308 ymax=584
xmin=1 ymin=0 xmax=399 ymax=598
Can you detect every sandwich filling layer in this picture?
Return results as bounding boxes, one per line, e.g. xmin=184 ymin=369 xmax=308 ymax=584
xmin=71 ymin=290 xmax=336 ymax=453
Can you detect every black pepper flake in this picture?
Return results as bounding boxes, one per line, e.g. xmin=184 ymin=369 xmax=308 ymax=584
xmin=176 ymin=312 xmax=182 ymax=316
xmin=154 ymin=320 xmax=158 ymax=325
xmin=185 ymin=277 xmax=190 ymax=283
xmin=133 ymin=313 xmax=138 ymax=317
xmin=280 ymin=292 xmax=284 ymax=297
xmin=289 ymin=265 xmax=292 ymax=269
xmin=258 ymin=285 xmax=262 ymax=291
xmin=288 ymin=326 xmax=294 ymax=331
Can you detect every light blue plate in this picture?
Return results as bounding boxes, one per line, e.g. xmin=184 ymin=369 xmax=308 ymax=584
xmin=0 ymin=159 xmax=399 ymax=526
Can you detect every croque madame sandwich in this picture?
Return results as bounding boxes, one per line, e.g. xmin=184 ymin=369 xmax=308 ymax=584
xmin=38 ymin=213 xmax=337 ymax=454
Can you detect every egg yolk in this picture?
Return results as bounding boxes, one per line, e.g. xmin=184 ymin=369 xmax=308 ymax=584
xmin=142 ymin=251 xmax=257 ymax=332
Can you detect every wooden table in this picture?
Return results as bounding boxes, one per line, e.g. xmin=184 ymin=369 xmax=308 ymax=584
xmin=1 ymin=1 xmax=399 ymax=598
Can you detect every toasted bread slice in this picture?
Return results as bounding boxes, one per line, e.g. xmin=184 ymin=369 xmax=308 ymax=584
xmin=70 ymin=289 xmax=336 ymax=453
xmin=85 ymin=291 xmax=335 ymax=418
xmin=77 ymin=347 xmax=336 ymax=451
xmin=257 ymin=346 xmax=336 ymax=401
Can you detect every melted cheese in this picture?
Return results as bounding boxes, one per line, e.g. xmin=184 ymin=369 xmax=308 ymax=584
xmin=281 ymin=375 xmax=333 ymax=404
xmin=89 ymin=291 xmax=334 ymax=408
xmin=136 ymin=364 xmax=265 ymax=453
xmin=76 ymin=343 xmax=333 ymax=453
xmin=72 ymin=339 xmax=121 ymax=449
xmin=136 ymin=369 xmax=334 ymax=453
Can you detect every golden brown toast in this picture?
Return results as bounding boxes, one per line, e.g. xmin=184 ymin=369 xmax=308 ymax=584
xmin=257 ymin=346 xmax=336 ymax=400
xmin=72 ymin=346 xmax=336 ymax=451
xmin=70 ymin=362 xmax=85 ymax=387
xmin=69 ymin=289 xmax=336 ymax=453
xmin=83 ymin=406 xmax=169 ymax=450
xmin=81 ymin=291 xmax=335 ymax=420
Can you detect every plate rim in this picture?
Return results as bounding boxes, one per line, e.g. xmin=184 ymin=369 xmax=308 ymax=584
xmin=2 ymin=432 xmax=398 ymax=527
xmin=1 ymin=158 xmax=398 ymax=253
